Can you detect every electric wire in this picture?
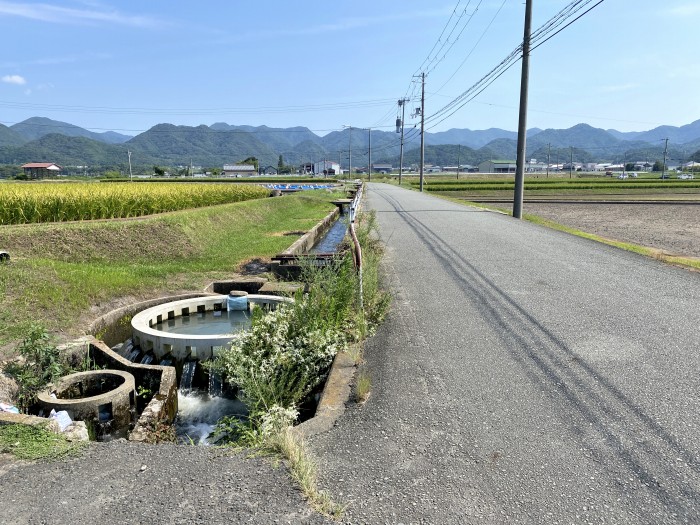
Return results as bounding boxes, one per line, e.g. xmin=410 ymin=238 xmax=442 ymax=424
xmin=424 ymin=0 xmax=606 ymax=129
xmin=432 ymin=0 xmax=507 ymax=96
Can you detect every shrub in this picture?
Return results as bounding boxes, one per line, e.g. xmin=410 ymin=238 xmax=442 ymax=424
xmin=3 ymin=324 xmax=72 ymax=412
xmin=209 ymin=301 xmax=344 ymax=418
xmin=209 ymin=207 xmax=390 ymax=442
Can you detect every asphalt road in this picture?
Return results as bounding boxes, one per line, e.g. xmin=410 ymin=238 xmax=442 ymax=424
xmin=311 ymin=183 xmax=700 ymax=524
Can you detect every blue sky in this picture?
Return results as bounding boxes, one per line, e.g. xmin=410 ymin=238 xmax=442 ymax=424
xmin=1 ymin=1 xmax=699 ymax=136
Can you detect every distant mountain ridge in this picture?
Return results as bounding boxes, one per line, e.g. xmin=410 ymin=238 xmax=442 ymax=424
xmin=10 ymin=117 xmax=133 ymax=145
xmin=1 ymin=116 xmax=699 ymax=171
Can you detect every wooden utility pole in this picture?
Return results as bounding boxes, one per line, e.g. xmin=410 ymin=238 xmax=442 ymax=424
xmin=513 ymin=0 xmax=533 ymax=218
xmin=398 ymin=98 xmax=408 ymax=185
xmin=419 ymin=72 xmax=426 ymax=192
xmin=368 ymin=128 xmax=372 ymax=182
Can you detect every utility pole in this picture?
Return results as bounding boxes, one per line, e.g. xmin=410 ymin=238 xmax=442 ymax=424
xmin=513 ymin=0 xmax=533 ymax=219
xmin=457 ymin=144 xmax=461 ymax=180
xmin=349 ymin=130 xmax=352 ymax=177
xmin=342 ymin=126 xmax=352 ymax=177
xmin=569 ymin=147 xmax=573 ymax=178
xmin=397 ymin=98 xmax=408 ymax=185
xmin=128 ymin=150 xmax=133 ymax=182
xmin=419 ymin=72 xmax=426 ymax=192
xmin=546 ymin=143 xmax=551 ymax=178
xmin=662 ymin=138 xmax=669 ymax=178
xmin=368 ymin=128 xmax=372 ymax=182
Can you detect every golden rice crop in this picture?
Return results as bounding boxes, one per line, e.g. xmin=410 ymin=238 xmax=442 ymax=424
xmin=0 ymin=182 xmax=270 ymax=225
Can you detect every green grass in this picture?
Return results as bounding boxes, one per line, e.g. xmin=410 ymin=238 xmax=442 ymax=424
xmin=0 ymin=423 xmax=86 ymax=461
xmin=0 ymin=190 xmax=345 ymax=346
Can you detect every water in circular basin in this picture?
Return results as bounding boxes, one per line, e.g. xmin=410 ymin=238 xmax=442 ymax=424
xmin=156 ymin=310 xmax=251 ymax=337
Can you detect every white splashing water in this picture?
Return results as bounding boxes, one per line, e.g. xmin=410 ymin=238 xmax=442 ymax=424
xmin=175 ymin=391 xmax=247 ymax=445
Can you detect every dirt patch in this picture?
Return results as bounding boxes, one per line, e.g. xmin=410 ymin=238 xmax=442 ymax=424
xmin=269 ymin=230 xmax=306 ymax=237
xmin=524 ymin=202 xmax=700 ymax=259
xmin=237 ymin=258 xmax=271 ymax=275
xmin=0 ymin=372 xmax=18 ymax=404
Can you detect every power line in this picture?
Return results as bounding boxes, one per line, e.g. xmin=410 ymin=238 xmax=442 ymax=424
xmin=424 ymin=0 xmax=484 ymax=77
xmin=423 ymin=0 xmax=606 ymax=129
xmin=414 ymin=1 xmax=464 ymax=75
xmin=431 ymin=0 xmax=507 ymax=96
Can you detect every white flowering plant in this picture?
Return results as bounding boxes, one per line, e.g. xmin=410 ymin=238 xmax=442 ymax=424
xmin=209 ymin=296 xmax=346 ymax=419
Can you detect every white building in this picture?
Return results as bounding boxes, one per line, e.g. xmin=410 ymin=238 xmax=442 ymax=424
xmin=222 ymin=164 xmax=257 ymax=177
xmin=313 ymin=160 xmax=340 ymax=176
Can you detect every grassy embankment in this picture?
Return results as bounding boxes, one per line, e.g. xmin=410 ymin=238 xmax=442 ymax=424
xmin=0 ymin=190 xmax=345 ymax=349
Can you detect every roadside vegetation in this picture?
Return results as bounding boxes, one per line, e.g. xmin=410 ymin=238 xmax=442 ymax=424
xmin=2 ymin=324 xmax=89 ymax=412
xmin=207 ymin=211 xmax=389 ymax=517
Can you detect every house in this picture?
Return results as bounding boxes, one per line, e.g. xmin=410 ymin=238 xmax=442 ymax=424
xmin=222 ymin=164 xmax=257 ymax=177
xmin=21 ymin=162 xmax=62 ymax=179
xmin=313 ymin=160 xmax=340 ymax=176
xmin=526 ymin=162 xmax=548 ymax=173
xmin=371 ymin=163 xmax=393 ymax=174
xmin=261 ymin=166 xmax=278 ymax=175
xmin=478 ymin=160 xmax=516 ymax=173
xmin=633 ymin=161 xmax=653 ymax=172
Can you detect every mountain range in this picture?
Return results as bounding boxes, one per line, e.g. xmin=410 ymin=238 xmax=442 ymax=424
xmin=2 ymin=116 xmax=700 ymax=172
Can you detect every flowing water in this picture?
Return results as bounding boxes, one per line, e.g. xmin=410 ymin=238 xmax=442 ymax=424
xmin=175 ymin=391 xmax=247 ymax=445
xmin=179 ymin=361 xmax=197 ymax=393
xmin=310 ymin=214 xmax=348 ymax=253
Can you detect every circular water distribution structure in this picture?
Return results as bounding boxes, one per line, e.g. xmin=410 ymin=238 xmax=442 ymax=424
xmin=130 ymin=294 xmax=291 ymax=363
xmin=37 ymin=370 xmax=136 ymax=440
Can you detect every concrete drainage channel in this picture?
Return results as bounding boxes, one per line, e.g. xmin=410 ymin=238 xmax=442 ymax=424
xmin=0 ymin=192 xmax=359 ymax=444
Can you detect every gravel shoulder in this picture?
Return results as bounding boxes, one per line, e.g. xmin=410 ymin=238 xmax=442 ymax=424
xmin=0 ymin=441 xmax=331 ymax=525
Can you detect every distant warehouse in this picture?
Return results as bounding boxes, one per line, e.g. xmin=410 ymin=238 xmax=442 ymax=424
xmin=478 ymin=160 xmax=517 ymax=173
xmin=222 ymin=164 xmax=257 ymax=177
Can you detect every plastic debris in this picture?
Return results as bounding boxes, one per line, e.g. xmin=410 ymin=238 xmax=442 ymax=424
xmin=0 ymin=402 xmax=19 ymax=414
xmin=49 ymin=409 xmax=73 ymax=431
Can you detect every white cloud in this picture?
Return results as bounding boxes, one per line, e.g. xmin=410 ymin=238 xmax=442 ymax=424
xmin=0 ymin=1 xmax=165 ymax=28
xmin=2 ymin=74 xmax=26 ymax=85
xmin=667 ymin=4 xmax=700 ymax=16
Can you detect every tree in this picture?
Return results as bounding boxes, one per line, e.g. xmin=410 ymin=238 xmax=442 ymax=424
xmin=153 ymin=165 xmax=165 ymax=176
xmin=278 ymin=154 xmax=285 ymax=172
xmin=652 ymin=160 xmax=664 ymax=172
xmin=625 ymin=163 xmax=635 ymax=171
xmin=241 ymin=156 xmax=259 ymax=170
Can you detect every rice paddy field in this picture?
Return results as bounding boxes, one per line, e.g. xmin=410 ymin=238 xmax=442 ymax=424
xmin=0 ymin=181 xmax=270 ymax=225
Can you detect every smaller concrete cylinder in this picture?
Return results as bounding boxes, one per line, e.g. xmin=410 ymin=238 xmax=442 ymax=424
xmin=37 ymin=370 xmax=136 ymax=440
